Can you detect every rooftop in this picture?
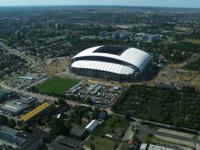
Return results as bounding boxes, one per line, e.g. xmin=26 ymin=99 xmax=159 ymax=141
xmin=0 ymin=100 xmax=29 ymax=115
xmin=0 ymin=89 xmax=9 ymax=99
xmin=148 ymin=144 xmax=175 ymax=150
xmin=0 ymin=126 xmax=42 ymax=150
xmin=49 ymin=135 xmax=82 ymax=150
xmin=94 ymin=45 xmax=128 ymax=56
xmin=19 ymin=96 xmax=36 ymax=104
xmin=20 ymin=102 xmax=50 ymax=122
xmin=70 ymin=126 xmax=86 ymax=138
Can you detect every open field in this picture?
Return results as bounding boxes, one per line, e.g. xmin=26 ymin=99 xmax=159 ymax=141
xmin=96 ymin=115 xmax=129 ymax=139
xmin=150 ymin=67 xmax=200 ymax=91
xmin=183 ymin=38 xmax=200 ymax=45
xmin=34 ymin=76 xmax=79 ymax=95
xmin=85 ymin=136 xmax=117 ymax=150
xmin=31 ymin=57 xmax=70 ymax=77
xmin=85 ymin=115 xmax=129 ymax=150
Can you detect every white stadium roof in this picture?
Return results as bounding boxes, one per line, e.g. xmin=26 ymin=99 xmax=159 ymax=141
xmin=71 ymin=60 xmax=135 ymax=75
xmin=71 ymin=45 xmax=150 ymax=75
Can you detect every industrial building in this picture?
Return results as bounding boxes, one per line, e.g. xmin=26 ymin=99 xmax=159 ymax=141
xmin=70 ymin=126 xmax=87 ymax=140
xmin=70 ymin=45 xmax=151 ymax=81
xmin=0 ymin=125 xmax=43 ymax=150
xmin=85 ymin=119 xmax=98 ymax=132
xmin=0 ymin=89 xmax=10 ymax=103
xmin=19 ymin=96 xmax=36 ymax=104
xmin=49 ymin=135 xmax=83 ymax=150
xmin=20 ymin=102 xmax=50 ymax=124
xmin=0 ymin=100 xmax=29 ymax=116
xmin=148 ymin=144 xmax=174 ymax=150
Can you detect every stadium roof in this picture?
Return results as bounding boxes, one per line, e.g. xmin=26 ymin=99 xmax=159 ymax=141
xmin=72 ymin=45 xmax=150 ymax=72
xmin=94 ymin=45 xmax=128 ymax=55
xmin=71 ymin=60 xmax=134 ymax=75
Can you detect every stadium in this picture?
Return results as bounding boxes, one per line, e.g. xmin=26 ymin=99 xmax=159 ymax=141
xmin=70 ymin=45 xmax=151 ymax=81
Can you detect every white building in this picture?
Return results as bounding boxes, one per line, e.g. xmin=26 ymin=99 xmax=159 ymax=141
xmin=148 ymin=144 xmax=175 ymax=150
xmin=70 ymin=45 xmax=151 ymax=81
xmin=85 ymin=119 xmax=98 ymax=132
xmin=140 ymin=143 xmax=148 ymax=150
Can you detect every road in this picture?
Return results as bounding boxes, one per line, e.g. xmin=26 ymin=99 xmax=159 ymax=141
xmin=116 ymin=121 xmax=134 ymax=150
xmin=0 ymin=81 xmax=92 ymax=108
xmin=110 ymin=111 xmax=200 ymax=136
xmin=0 ymin=41 xmax=36 ymax=66
xmin=136 ymin=122 xmax=200 ymax=144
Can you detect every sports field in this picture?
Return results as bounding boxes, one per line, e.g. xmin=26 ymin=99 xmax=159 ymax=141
xmin=35 ymin=77 xmax=79 ymax=95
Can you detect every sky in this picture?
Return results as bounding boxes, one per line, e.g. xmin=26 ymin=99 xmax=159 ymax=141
xmin=0 ymin=0 xmax=200 ymax=8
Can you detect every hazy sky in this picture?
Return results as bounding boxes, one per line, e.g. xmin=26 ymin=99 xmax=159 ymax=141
xmin=0 ymin=0 xmax=200 ymax=8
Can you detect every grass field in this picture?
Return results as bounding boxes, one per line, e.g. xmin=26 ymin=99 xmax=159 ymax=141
xmin=183 ymin=38 xmax=200 ymax=45
xmin=85 ymin=136 xmax=117 ymax=150
xmin=85 ymin=115 xmax=129 ymax=150
xmin=35 ymin=77 xmax=79 ymax=95
xmin=96 ymin=115 xmax=129 ymax=139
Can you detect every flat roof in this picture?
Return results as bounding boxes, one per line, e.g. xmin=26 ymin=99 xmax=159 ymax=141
xmin=20 ymin=102 xmax=50 ymax=122
xmin=19 ymin=96 xmax=36 ymax=104
xmin=70 ymin=126 xmax=86 ymax=137
xmin=0 ymin=101 xmax=28 ymax=114
xmin=0 ymin=126 xmax=19 ymax=136
xmin=0 ymin=89 xmax=9 ymax=98
xmin=56 ymin=135 xmax=81 ymax=148
xmin=148 ymin=144 xmax=175 ymax=150
xmin=0 ymin=126 xmax=42 ymax=149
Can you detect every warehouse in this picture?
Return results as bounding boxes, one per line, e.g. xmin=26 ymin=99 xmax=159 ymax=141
xmin=0 ymin=125 xmax=43 ymax=150
xmin=20 ymin=102 xmax=50 ymax=124
xmin=85 ymin=119 xmax=98 ymax=132
xmin=0 ymin=100 xmax=29 ymax=116
xmin=70 ymin=45 xmax=151 ymax=81
xmin=0 ymin=89 xmax=10 ymax=103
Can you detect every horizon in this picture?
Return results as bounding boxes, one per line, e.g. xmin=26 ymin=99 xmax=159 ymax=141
xmin=0 ymin=0 xmax=200 ymax=9
xmin=0 ymin=5 xmax=200 ymax=10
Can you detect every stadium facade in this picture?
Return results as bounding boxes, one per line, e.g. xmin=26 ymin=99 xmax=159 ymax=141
xmin=70 ymin=45 xmax=151 ymax=81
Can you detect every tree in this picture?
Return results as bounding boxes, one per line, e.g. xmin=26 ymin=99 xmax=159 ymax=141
xmin=21 ymin=124 xmax=30 ymax=132
xmin=58 ymin=98 xmax=66 ymax=106
xmin=0 ymin=115 xmax=9 ymax=126
xmin=90 ymin=143 xmax=95 ymax=150
xmin=8 ymin=119 xmax=16 ymax=128
xmin=51 ymin=118 xmax=71 ymax=136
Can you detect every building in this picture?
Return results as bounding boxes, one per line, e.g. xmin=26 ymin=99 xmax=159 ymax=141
xmin=49 ymin=135 xmax=83 ymax=150
xmin=0 ymin=89 xmax=10 ymax=103
xmin=85 ymin=119 xmax=98 ymax=132
xmin=19 ymin=96 xmax=36 ymax=104
xmin=111 ymin=30 xmax=132 ymax=39
xmin=70 ymin=126 xmax=87 ymax=140
xmin=70 ymin=45 xmax=151 ymax=81
xmin=148 ymin=144 xmax=175 ymax=150
xmin=140 ymin=143 xmax=148 ymax=150
xmin=20 ymin=102 xmax=50 ymax=124
xmin=0 ymin=100 xmax=29 ymax=116
xmin=0 ymin=126 xmax=43 ymax=150
xmin=135 ymin=33 xmax=162 ymax=42
xmin=97 ymin=111 xmax=107 ymax=121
